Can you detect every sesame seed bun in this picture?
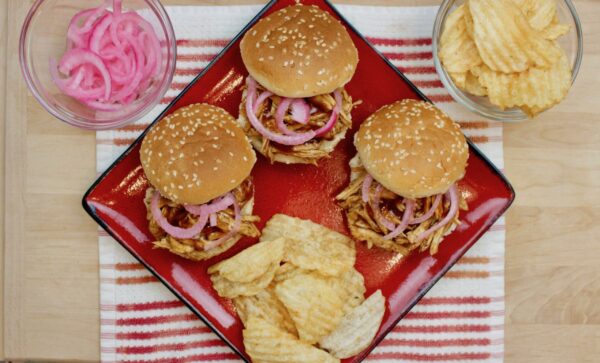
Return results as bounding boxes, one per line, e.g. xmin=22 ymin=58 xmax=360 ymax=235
xmin=240 ymin=4 xmax=358 ymax=98
xmin=355 ymin=99 xmax=468 ymax=199
xmin=140 ymin=103 xmax=257 ymax=205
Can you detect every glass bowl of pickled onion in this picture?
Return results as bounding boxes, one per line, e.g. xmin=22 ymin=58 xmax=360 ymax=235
xmin=20 ymin=0 xmax=176 ymax=130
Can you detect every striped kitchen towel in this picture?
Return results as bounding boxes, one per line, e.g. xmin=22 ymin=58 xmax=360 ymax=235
xmin=98 ymin=4 xmax=505 ymax=363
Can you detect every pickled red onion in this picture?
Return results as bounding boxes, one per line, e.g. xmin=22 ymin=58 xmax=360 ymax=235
xmin=185 ymin=193 xmax=235 ymax=216
xmin=415 ymin=185 xmax=459 ymax=242
xmin=109 ymin=33 xmax=144 ymax=102
xmin=361 ymin=174 xmax=373 ymax=203
xmin=52 ymin=0 xmax=162 ymax=111
xmin=411 ymin=194 xmax=443 ymax=224
xmin=50 ymin=61 xmax=105 ymax=100
xmin=275 ymin=98 xmax=301 ymax=135
xmin=151 ymin=192 xmax=209 ymax=239
xmin=371 ymin=184 xmax=397 ymax=231
xmin=203 ymin=197 xmax=242 ymax=251
xmin=67 ymin=8 xmax=107 ymax=48
xmin=113 ymin=0 xmax=123 ymax=15
xmin=314 ymin=89 xmax=342 ymax=137
xmin=245 ymin=77 xmax=316 ymax=146
xmin=209 ymin=213 xmax=218 ymax=227
xmin=290 ymin=98 xmax=310 ymax=124
xmin=383 ymin=198 xmax=415 ymax=240
xmin=89 ymin=14 xmax=114 ymax=55
xmin=55 ymin=49 xmax=112 ymax=100
xmin=253 ymin=90 xmax=273 ymax=113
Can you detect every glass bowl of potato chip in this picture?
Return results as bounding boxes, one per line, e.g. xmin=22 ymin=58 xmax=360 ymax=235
xmin=432 ymin=0 xmax=583 ymax=121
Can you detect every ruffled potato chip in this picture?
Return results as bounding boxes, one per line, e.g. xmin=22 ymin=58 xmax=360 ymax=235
xmin=469 ymin=0 xmax=561 ymax=73
xmin=274 ymin=271 xmax=345 ymax=344
xmin=207 ymin=238 xmax=285 ymax=283
xmin=273 ymin=262 xmax=303 ymax=283
xmin=329 ymin=268 xmax=366 ymax=316
xmin=234 ymin=286 xmax=297 ymax=335
xmin=243 ymin=316 xmax=339 ymax=363
xmin=463 ymin=71 xmax=488 ymax=96
xmin=449 ymin=71 xmax=467 ymax=89
xmin=541 ymin=22 xmax=570 ymax=40
xmin=474 ymin=51 xmax=571 ymax=115
xmin=438 ymin=4 xmax=482 ymax=73
xmin=261 ymin=214 xmax=355 ymax=277
xmin=514 ymin=0 xmax=557 ymax=30
xmin=275 ymin=265 xmax=366 ymax=316
xmin=210 ymin=262 xmax=278 ymax=298
xmin=319 ymin=290 xmax=386 ymax=359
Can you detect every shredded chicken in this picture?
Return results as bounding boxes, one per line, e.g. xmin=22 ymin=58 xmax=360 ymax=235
xmin=336 ymin=167 xmax=468 ymax=256
xmin=239 ymin=83 xmax=357 ymax=164
xmin=144 ymin=177 xmax=261 ymax=260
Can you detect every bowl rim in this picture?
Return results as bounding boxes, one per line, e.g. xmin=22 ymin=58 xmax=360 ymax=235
xmin=432 ymin=0 xmax=584 ymax=122
xmin=19 ymin=0 xmax=178 ymax=130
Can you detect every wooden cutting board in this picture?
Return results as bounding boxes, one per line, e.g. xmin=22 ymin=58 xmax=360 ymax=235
xmin=2 ymin=0 xmax=600 ymax=362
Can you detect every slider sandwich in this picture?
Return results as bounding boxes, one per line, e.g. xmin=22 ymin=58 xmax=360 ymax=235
xmin=140 ymin=103 xmax=260 ymax=260
xmin=238 ymin=4 xmax=359 ymax=164
xmin=337 ymin=99 xmax=469 ymax=255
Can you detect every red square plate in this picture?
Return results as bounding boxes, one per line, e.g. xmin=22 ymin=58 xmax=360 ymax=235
xmin=83 ymin=0 xmax=515 ymax=361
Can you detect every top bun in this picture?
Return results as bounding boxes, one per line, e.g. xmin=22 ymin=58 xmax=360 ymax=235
xmin=140 ymin=103 xmax=256 ymax=205
xmin=240 ymin=4 xmax=358 ymax=98
xmin=355 ymin=99 xmax=468 ymax=199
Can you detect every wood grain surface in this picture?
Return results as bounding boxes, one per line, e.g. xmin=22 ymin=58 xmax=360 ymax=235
xmin=3 ymin=0 xmax=600 ymax=362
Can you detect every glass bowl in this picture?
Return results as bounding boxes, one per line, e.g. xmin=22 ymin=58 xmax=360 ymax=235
xmin=432 ymin=0 xmax=583 ymax=122
xmin=20 ymin=0 xmax=176 ymax=130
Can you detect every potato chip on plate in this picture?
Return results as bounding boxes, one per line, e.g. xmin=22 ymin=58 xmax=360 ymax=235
xmin=211 ymin=262 xmax=278 ymax=298
xmin=234 ymin=286 xmax=297 ymax=336
xmin=273 ymin=262 xmax=303 ymax=283
xmin=319 ymin=290 xmax=386 ymax=359
xmin=328 ymin=267 xmax=366 ymax=316
xmin=275 ymin=264 xmax=366 ymax=316
xmin=208 ymin=237 xmax=285 ymax=283
xmin=243 ymin=315 xmax=339 ymax=363
xmin=274 ymin=271 xmax=345 ymax=344
xmin=261 ymin=214 xmax=355 ymax=277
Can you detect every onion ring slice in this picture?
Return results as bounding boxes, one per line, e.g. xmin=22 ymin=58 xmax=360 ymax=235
xmin=415 ymin=185 xmax=459 ymax=242
xmin=203 ymin=196 xmax=242 ymax=251
xmin=151 ymin=192 xmax=209 ymax=239
xmin=411 ymin=194 xmax=443 ymax=224
xmin=383 ymin=198 xmax=415 ymax=240
xmin=245 ymin=77 xmax=316 ymax=146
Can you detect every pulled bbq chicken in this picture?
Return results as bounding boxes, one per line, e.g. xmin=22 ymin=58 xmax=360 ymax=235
xmin=145 ymin=177 xmax=260 ymax=261
xmin=336 ymin=158 xmax=467 ymax=255
xmin=239 ymin=82 xmax=356 ymax=164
